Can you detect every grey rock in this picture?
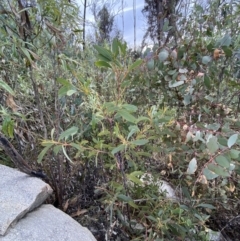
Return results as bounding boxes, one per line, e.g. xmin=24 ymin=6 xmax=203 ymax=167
xmin=1 ymin=205 xmax=96 ymax=241
xmin=0 ymin=165 xmax=52 ymax=235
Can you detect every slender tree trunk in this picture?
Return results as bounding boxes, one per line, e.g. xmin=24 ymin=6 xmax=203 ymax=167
xmin=133 ymin=0 xmax=136 ymax=50
xmin=83 ymin=0 xmax=87 ymax=50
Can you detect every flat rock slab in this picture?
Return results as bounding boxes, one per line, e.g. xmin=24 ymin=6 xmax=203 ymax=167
xmin=0 ymin=204 xmax=96 ymax=241
xmin=0 ymin=165 xmax=52 ymax=235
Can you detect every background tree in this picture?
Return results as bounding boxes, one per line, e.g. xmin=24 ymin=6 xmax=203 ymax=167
xmin=97 ymin=5 xmax=114 ymax=43
xmin=142 ymin=0 xmax=180 ymax=46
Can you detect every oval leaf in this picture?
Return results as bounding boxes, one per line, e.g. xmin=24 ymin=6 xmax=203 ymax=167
xmin=117 ymin=109 xmax=136 ymax=123
xmin=202 ymin=56 xmax=212 ymax=64
xmin=206 ymin=137 xmax=219 ymax=154
xmin=228 ymin=134 xmax=238 ymax=148
xmin=158 ymin=49 xmax=169 ymax=62
xmin=207 ymin=163 xmax=230 ymax=177
xmin=187 ymin=157 xmax=197 ymax=174
xmin=59 ymin=126 xmax=78 ymax=140
xmin=215 ymin=155 xmax=230 ymax=168
xmin=131 ymin=139 xmax=149 ymax=146
xmin=169 ymin=80 xmax=184 ymax=88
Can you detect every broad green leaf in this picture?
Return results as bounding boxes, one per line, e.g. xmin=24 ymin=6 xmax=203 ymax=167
xmin=0 ymin=80 xmax=15 ymax=95
xmin=127 ymin=125 xmax=139 ymax=140
xmin=228 ymin=134 xmax=238 ymax=148
xmin=128 ymin=59 xmax=143 ymax=71
xmin=230 ymin=149 xmax=240 ymax=159
xmin=202 ymin=56 xmax=212 ymax=64
xmin=56 ymin=78 xmax=72 ymax=87
xmin=127 ymin=174 xmax=143 ymax=185
xmin=158 ymin=49 xmax=169 ymax=62
xmin=147 ymin=59 xmax=154 ymax=70
xmin=37 ymin=143 xmax=54 ymax=163
xmin=94 ymin=45 xmax=113 ymax=61
xmin=59 ymin=126 xmax=78 ymax=140
xmin=117 ymin=194 xmax=131 ymax=202
xmin=111 ymin=144 xmax=125 ymax=155
xmin=128 ymin=200 xmax=139 ymax=209
xmin=117 ymin=109 xmax=136 ymax=123
xmin=222 ymin=46 xmax=232 ymax=57
xmin=207 ymin=163 xmax=230 ymax=177
xmin=53 ymin=145 xmax=61 ymax=155
xmin=95 ymin=60 xmax=111 ymax=68
xmin=218 ymin=137 xmax=228 ymax=147
xmin=112 ymin=38 xmax=119 ymax=56
xmin=215 ymin=155 xmax=230 ymax=168
xmin=136 ymin=116 xmax=150 ymax=123
xmin=122 ymin=104 xmax=138 ymax=112
xmin=67 ymin=89 xmax=77 ymax=96
xmin=196 ymin=203 xmax=216 ymax=209
xmin=220 ymin=34 xmax=232 ymax=47
xmin=2 ymin=117 xmax=14 ymax=138
xmin=169 ymin=80 xmax=184 ymax=88
xmin=187 ymin=157 xmax=197 ymax=174
xmin=70 ymin=143 xmax=83 ymax=152
xmin=203 ymin=168 xmax=218 ymax=180
xmin=206 ymin=137 xmax=219 ymax=154
xmin=58 ymin=86 xmax=69 ymax=98
xmin=131 ymin=139 xmax=149 ymax=146
xmin=207 ymin=123 xmax=220 ymax=131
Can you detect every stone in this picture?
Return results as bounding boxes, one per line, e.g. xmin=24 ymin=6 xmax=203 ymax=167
xmin=140 ymin=173 xmax=177 ymax=200
xmin=0 ymin=165 xmax=52 ymax=235
xmin=0 ymin=205 xmax=96 ymax=241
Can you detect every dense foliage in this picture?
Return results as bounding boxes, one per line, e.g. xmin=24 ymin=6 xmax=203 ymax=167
xmin=0 ymin=0 xmax=240 ymax=240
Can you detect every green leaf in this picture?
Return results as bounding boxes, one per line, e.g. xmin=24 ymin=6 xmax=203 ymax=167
xmin=122 ymin=104 xmax=138 ymax=112
xmin=204 ymin=75 xmax=211 ymax=89
xmin=117 ymin=194 xmax=131 ymax=202
xmin=158 ymin=49 xmax=169 ymax=62
xmin=196 ymin=203 xmax=216 ymax=209
xmin=218 ymin=137 xmax=228 ymax=147
xmin=112 ymin=38 xmax=119 ymax=56
xmin=59 ymin=126 xmax=78 ymax=140
xmin=37 ymin=143 xmax=54 ymax=163
xmin=131 ymin=139 xmax=149 ymax=146
xmin=203 ymin=168 xmax=218 ymax=180
xmin=94 ymin=45 xmax=113 ymax=61
xmin=2 ymin=117 xmax=14 ymax=138
xmin=128 ymin=59 xmax=143 ymax=71
xmin=207 ymin=163 xmax=230 ymax=177
xmin=67 ymin=89 xmax=77 ymax=96
xmin=147 ymin=59 xmax=154 ymax=70
xmin=220 ymin=34 xmax=232 ymax=47
xmin=222 ymin=46 xmax=232 ymax=57
xmin=230 ymin=149 xmax=240 ymax=159
xmin=56 ymin=78 xmax=72 ymax=87
xmin=206 ymin=136 xmax=219 ymax=154
xmin=128 ymin=200 xmax=139 ymax=209
xmin=215 ymin=155 xmax=230 ymax=168
xmin=187 ymin=157 xmax=197 ymax=174
xmin=202 ymin=56 xmax=212 ymax=64
xmin=117 ymin=109 xmax=136 ymax=123
xmin=70 ymin=143 xmax=83 ymax=152
xmin=111 ymin=144 xmax=125 ymax=155
xmin=127 ymin=125 xmax=139 ymax=140
xmin=169 ymin=80 xmax=184 ymax=88
xmin=0 ymin=80 xmax=15 ymax=95
xmin=228 ymin=134 xmax=238 ymax=148
xmin=95 ymin=60 xmax=111 ymax=68
xmin=62 ymin=145 xmax=73 ymax=163
xmin=127 ymin=174 xmax=143 ymax=185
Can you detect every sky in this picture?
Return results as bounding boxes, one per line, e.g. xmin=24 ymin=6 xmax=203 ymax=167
xmin=75 ymin=0 xmax=147 ymax=48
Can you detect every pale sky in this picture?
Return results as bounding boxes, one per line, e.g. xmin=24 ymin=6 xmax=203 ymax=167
xmin=75 ymin=0 xmax=147 ymax=48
